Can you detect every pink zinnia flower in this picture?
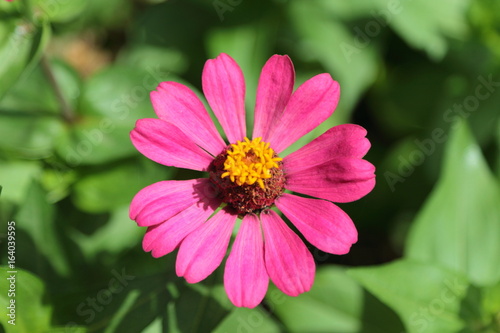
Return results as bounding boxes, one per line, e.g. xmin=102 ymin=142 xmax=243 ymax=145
xmin=130 ymin=53 xmax=375 ymax=308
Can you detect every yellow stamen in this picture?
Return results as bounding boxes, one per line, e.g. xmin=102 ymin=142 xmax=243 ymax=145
xmin=221 ymin=137 xmax=282 ymax=189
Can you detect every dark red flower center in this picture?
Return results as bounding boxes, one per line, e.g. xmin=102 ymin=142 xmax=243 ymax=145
xmin=209 ymin=137 xmax=286 ymax=215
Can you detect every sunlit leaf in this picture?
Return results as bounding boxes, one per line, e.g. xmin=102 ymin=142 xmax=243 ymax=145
xmin=268 ymin=265 xmax=404 ymax=333
xmin=406 ymin=120 xmax=500 ymax=286
xmin=0 ymin=267 xmax=52 ymax=333
xmin=57 ymin=65 xmax=168 ymax=165
xmin=70 ymin=206 xmax=143 ymax=261
xmin=349 ymin=259 xmax=469 ymax=333
xmin=389 ymin=0 xmax=470 ymax=59
xmin=32 ymin=0 xmax=87 ymax=23
xmin=0 ymin=161 xmax=41 ymax=203
xmin=15 ymin=181 xmax=70 ymax=276
xmin=0 ymin=14 xmax=50 ymax=99
xmin=72 ymin=158 xmax=169 ymax=213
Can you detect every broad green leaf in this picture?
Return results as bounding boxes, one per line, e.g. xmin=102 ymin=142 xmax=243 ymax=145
xmin=57 ymin=65 xmax=167 ymax=165
xmin=141 ymin=317 xmax=163 ymax=333
xmin=0 ymin=161 xmax=41 ymax=203
xmin=349 ymin=259 xmax=469 ymax=333
xmin=0 ymin=59 xmax=80 ymax=114
xmin=118 ymin=45 xmax=188 ymax=76
xmin=0 ymin=267 xmax=52 ymax=333
xmin=288 ymin=1 xmax=378 ymax=115
xmin=389 ymin=0 xmax=469 ymax=59
xmin=168 ymin=282 xmax=230 ymax=333
xmin=103 ymin=290 xmax=141 ymax=333
xmin=72 ymin=158 xmax=168 ymax=213
xmin=32 ymin=0 xmax=87 ymax=23
xmin=15 ymin=181 xmax=70 ymax=276
xmin=45 ymin=327 xmax=87 ymax=333
xmin=313 ymin=0 xmax=385 ymax=20
xmin=0 ymin=111 xmax=64 ymax=158
xmin=77 ymin=269 xmax=170 ymax=333
xmin=284 ymin=0 xmax=378 ymax=157
xmin=497 ymin=120 xmax=500 ymax=179
xmin=267 ymin=265 xmax=404 ymax=333
xmin=70 ymin=206 xmax=143 ymax=261
xmin=482 ymin=282 xmax=500 ymax=330
xmin=0 ymin=15 xmax=50 ymax=99
xmin=84 ymin=0 xmax=132 ymax=27
xmin=212 ymin=307 xmax=282 ymax=333
xmin=406 ymin=120 xmax=500 ymax=286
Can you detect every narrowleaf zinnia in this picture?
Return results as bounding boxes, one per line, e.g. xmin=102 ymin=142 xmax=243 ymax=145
xmin=130 ymin=53 xmax=376 ymax=308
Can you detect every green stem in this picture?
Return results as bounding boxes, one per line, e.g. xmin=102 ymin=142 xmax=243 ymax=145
xmin=41 ymin=55 xmax=76 ymax=124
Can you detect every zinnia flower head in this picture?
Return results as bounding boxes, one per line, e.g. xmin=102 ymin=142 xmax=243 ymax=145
xmin=130 ymin=53 xmax=375 ymax=308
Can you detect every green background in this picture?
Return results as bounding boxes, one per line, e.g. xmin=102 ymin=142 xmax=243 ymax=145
xmin=0 ymin=0 xmax=499 ymax=332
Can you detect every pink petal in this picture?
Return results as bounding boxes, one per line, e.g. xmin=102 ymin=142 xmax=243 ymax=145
xmin=275 ymin=194 xmax=357 ymax=255
xmin=285 ymin=157 xmax=376 ymax=203
xmin=130 ymin=118 xmax=213 ymax=171
xmin=130 ymin=179 xmax=217 ymax=227
xmin=260 ymin=210 xmax=315 ymax=296
xmin=224 ymin=214 xmax=269 ymax=308
xmin=151 ymin=82 xmax=226 ymax=156
xmin=283 ymin=124 xmax=371 ymax=174
xmin=202 ymin=53 xmax=246 ymax=143
xmin=176 ymin=208 xmax=237 ymax=283
xmin=252 ymin=55 xmax=295 ymax=141
xmin=142 ymin=198 xmax=220 ymax=258
xmin=267 ymin=73 xmax=340 ymax=153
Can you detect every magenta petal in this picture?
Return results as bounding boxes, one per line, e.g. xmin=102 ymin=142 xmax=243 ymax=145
xmin=130 ymin=179 xmax=217 ymax=227
xmin=151 ymin=82 xmax=226 ymax=156
xmin=142 ymin=198 xmax=219 ymax=258
xmin=276 ymin=194 xmax=357 ymax=255
xmin=260 ymin=210 xmax=315 ymax=296
xmin=286 ymin=157 xmax=376 ymax=203
xmin=252 ymin=55 xmax=295 ymax=142
xmin=176 ymin=208 xmax=237 ymax=283
xmin=284 ymin=124 xmax=371 ymax=174
xmin=224 ymin=214 xmax=269 ymax=308
xmin=202 ymin=53 xmax=246 ymax=143
xmin=130 ymin=118 xmax=213 ymax=171
xmin=267 ymin=73 xmax=340 ymax=153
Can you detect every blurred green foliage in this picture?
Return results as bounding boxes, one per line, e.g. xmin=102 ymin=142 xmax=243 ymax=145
xmin=1 ymin=0 xmax=499 ymax=332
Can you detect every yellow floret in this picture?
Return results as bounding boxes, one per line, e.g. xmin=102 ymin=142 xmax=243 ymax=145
xmin=221 ymin=137 xmax=282 ymax=189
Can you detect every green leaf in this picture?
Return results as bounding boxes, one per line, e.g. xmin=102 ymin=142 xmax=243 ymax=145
xmin=0 ymin=267 xmax=52 ymax=333
xmin=72 ymin=158 xmax=169 ymax=213
xmin=169 ymin=282 xmax=230 ymax=333
xmin=0 ymin=160 xmax=41 ymax=203
xmin=406 ymin=120 xmax=500 ymax=286
xmin=349 ymin=259 xmax=469 ymax=333
xmin=267 ymin=265 xmax=404 ymax=333
xmin=15 ymin=181 xmax=70 ymax=276
xmin=482 ymin=281 xmax=500 ymax=327
xmin=32 ymin=0 xmax=87 ymax=23
xmin=0 ymin=112 xmax=64 ymax=158
xmin=70 ymin=206 xmax=143 ymax=261
xmin=118 ymin=45 xmax=188 ymax=76
xmin=57 ymin=65 xmax=168 ymax=165
xmin=44 ymin=327 xmax=87 ymax=333
xmin=284 ymin=0 xmax=379 ymax=157
xmin=212 ymin=307 xmax=282 ymax=333
xmin=0 ymin=15 xmax=50 ymax=99
xmin=0 ymin=59 xmax=80 ymax=114
xmin=389 ymin=0 xmax=470 ymax=59
xmin=80 ymin=269 xmax=170 ymax=333
xmin=288 ymin=1 xmax=378 ymax=115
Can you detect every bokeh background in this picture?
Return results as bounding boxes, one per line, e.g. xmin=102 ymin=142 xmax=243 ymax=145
xmin=1 ymin=0 xmax=499 ymax=332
